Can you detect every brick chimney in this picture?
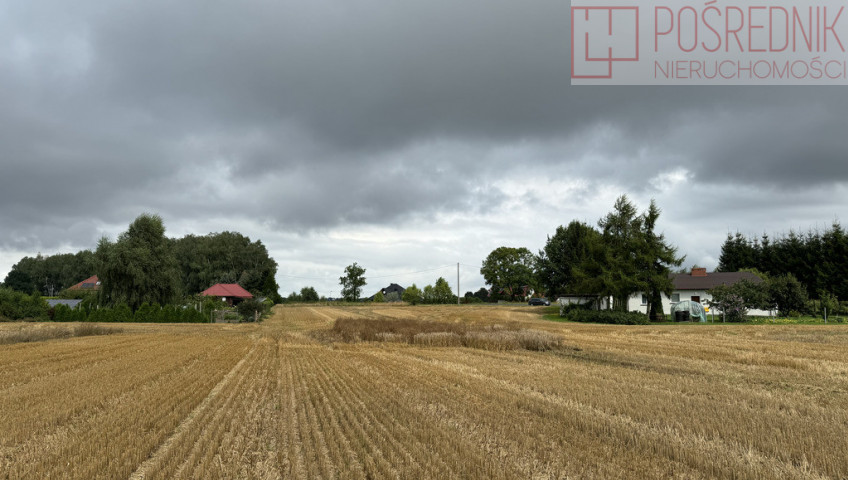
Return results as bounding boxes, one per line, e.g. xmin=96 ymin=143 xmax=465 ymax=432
xmin=691 ymin=268 xmax=707 ymax=277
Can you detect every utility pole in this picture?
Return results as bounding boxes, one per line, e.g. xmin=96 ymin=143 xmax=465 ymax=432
xmin=457 ymin=263 xmax=460 ymax=305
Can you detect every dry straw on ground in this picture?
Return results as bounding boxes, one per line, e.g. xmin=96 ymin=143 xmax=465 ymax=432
xmin=0 ymin=323 xmax=121 ymax=345
xmin=326 ymin=316 xmax=562 ymax=351
xmin=1 ymin=304 xmax=847 ymax=479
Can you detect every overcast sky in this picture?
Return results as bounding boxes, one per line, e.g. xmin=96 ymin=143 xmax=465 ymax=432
xmin=1 ymin=0 xmax=846 ymax=298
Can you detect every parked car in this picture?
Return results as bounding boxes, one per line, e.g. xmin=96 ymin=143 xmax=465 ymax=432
xmin=528 ymin=298 xmax=550 ymax=306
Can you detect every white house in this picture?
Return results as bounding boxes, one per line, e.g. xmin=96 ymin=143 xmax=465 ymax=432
xmin=557 ymin=295 xmax=611 ymax=310
xmin=627 ymin=268 xmax=771 ymax=317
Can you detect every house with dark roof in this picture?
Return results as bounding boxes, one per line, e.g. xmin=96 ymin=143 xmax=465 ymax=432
xmin=370 ymin=283 xmax=405 ymax=301
xmin=68 ymin=275 xmax=100 ymax=292
xmin=627 ymin=268 xmax=769 ymax=316
xmin=201 ymin=283 xmax=253 ymax=306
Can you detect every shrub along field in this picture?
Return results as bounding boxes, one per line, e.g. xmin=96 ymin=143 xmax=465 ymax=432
xmin=1 ymin=304 xmax=847 ymax=479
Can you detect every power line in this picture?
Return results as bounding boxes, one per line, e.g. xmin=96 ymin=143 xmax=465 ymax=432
xmin=369 ymin=265 xmax=456 ymax=279
xmin=277 ymin=273 xmax=332 ymax=280
xmin=278 ymin=264 xmax=459 ymax=282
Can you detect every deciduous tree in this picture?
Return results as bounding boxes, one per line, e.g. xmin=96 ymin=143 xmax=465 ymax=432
xmin=339 ymin=263 xmax=366 ymax=301
xmin=480 ymin=247 xmax=535 ymax=302
xmin=537 ymin=221 xmax=600 ymax=298
xmin=3 ymin=251 xmax=96 ymax=295
xmin=300 ymin=286 xmax=319 ymax=302
xmin=402 ymin=284 xmax=423 ymax=305
xmin=173 ymin=232 xmax=279 ymax=298
xmin=768 ymin=273 xmax=808 ymax=316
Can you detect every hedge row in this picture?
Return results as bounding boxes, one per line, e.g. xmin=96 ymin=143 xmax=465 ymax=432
xmin=0 ymin=288 xmax=49 ymax=321
xmin=52 ymin=303 xmax=208 ymax=323
xmin=563 ymin=309 xmax=650 ymax=325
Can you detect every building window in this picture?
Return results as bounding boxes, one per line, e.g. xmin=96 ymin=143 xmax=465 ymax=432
xmin=641 ymin=294 xmax=648 ymax=305
xmin=671 ymin=293 xmax=680 ymax=303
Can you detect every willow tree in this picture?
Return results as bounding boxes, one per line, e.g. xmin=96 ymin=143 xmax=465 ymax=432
xmin=96 ymin=214 xmax=181 ymax=310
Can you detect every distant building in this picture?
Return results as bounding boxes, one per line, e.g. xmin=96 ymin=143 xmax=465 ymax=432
xmin=201 ymin=283 xmax=254 ymax=306
xmin=68 ymin=275 xmax=100 ymax=292
xmin=381 ymin=283 xmax=405 ymax=297
xmin=370 ymin=283 xmax=405 ymax=301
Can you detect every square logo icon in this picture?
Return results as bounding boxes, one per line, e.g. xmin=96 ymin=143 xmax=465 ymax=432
xmin=571 ymin=6 xmax=639 ymax=79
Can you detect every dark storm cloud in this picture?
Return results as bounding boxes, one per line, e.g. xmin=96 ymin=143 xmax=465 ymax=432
xmin=0 ymin=0 xmax=846 ymax=260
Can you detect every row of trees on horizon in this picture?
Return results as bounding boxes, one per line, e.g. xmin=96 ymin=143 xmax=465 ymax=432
xmin=717 ymin=227 xmax=848 ymax=301
xmin=480 ymin=195 xmax=683 ymax=317
xmin=2 ymin=214 xmax=283 ymax=310
xmin=3 ymin=200 xmax=846 ymax=316
xmin=473 ymin=195 xmax=844 ymax=318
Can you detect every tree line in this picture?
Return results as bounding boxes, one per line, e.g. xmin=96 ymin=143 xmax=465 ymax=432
xmin=717 ymin=225 xmax=848 ymax=301
xmin=401 ymin=278 xmax=457 ymax=305
xmin=2 ymin=251 xmax=96 ymax=296
xmin=479 ymin=195 xmax=846 ymax=319
xmin=482 ymin=195 xmax=683 ymax=316
xmin=286 ymin=270 xmax=458 ymax=305
xmin=707 ymin=273 xmax=813 ymax=321
xmin=2 ymin=214 xmax=282 ymax=314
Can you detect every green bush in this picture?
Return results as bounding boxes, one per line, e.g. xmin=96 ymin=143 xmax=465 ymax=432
xmin=768 ymin=274 xmax=809 ymax=316
xmin=87 ymin=308 xmax=112 ymax=323
xmin=159 ymin=304 xmax=175 ymax=323
xmin=52 ymin=304 xmax=69 ymax=322
xmin=0 ymin=288 xmax=49 ymax=321
xmin=559 ymin=302 xmax=595 ymax=317
xmin=112 ymin=304 xmax=133 ymax=323
xmin=179 ymin=307 xmax=207 ymax=323
xmin=564 ymin=309 xmax=649 ymax=325
xmin=402 ymin=284 xmax=423 ymax=305
xmin=10 ymin=299 xmax=209 ymax=324
xmin=236 ymin=298 xmax=268 ymax=322
xmin=53 ymin=304 xmax=87 ymax=322
xmin=134 ymin=303 xmax=159 ymax=323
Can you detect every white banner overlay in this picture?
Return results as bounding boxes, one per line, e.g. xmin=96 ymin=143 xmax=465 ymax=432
xmin=571 ymin=0 xmax=848 ymax=85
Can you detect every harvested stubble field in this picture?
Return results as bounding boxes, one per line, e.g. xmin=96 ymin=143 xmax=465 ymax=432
xmin=1 ymin=305 xmax=847 ymax=479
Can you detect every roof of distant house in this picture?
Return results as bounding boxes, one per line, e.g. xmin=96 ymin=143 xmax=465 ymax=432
xmin=382 ymin=283 xmax=405 ymax=293
xmin=68 ymin=275 xmax=100 ymax=291
xmin=47 ymin=299 xmax=83 ymax=309
xmin=672 ymin=270 xmax=762 ymax=291
xmin=200 ymin=283 xmax=253 ymax=298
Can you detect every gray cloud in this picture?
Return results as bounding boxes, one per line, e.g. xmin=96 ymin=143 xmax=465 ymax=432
xmin=0 ymin=1 xmax=846 ymax=287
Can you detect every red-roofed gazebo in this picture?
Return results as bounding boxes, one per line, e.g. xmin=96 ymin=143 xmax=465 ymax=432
xmin=201 ymin=283 xmax=253 ymax=306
